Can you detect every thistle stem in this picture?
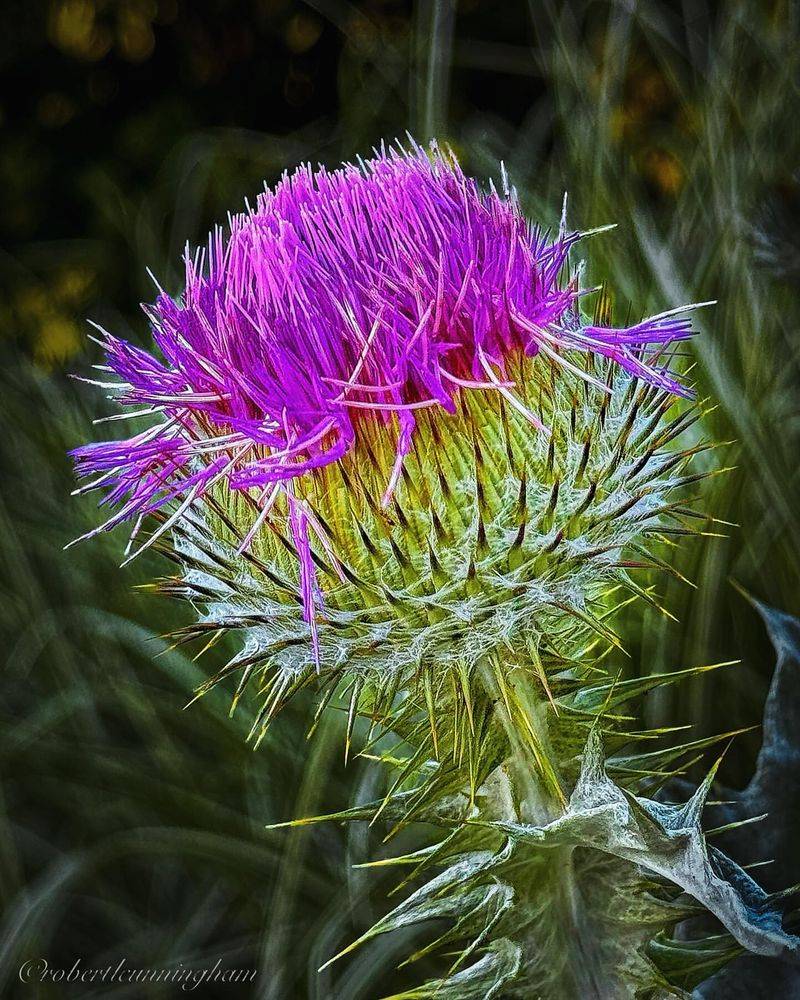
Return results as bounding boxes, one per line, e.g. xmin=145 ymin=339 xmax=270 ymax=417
xmin=479 ymin=656 xmax=566 ymax=824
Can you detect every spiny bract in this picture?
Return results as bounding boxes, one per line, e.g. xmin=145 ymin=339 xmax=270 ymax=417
xmin=71 ymin=142 xmax=798 ymax=999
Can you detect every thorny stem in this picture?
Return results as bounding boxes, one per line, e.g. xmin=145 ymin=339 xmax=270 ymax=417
xmin=479 ymin=656 xmax=565 ymax=825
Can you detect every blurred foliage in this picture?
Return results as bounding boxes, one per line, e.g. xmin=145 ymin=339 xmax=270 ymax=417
xmin=1 ymin=0 xmax=798 ymax=996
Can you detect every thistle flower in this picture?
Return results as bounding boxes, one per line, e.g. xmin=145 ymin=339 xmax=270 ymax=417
xmin=71 ymin=141 xmax=798 ymax=998
xmin=71 ymin=142 xmax=695 ymax=644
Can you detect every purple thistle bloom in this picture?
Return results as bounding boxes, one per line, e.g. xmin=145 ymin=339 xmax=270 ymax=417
xmin=71 ymin=140 xmax=701 ymax=647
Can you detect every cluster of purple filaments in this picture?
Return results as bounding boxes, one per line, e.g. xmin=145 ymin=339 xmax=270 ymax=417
xmin=71 ymin=141 xmax=701 ymax=654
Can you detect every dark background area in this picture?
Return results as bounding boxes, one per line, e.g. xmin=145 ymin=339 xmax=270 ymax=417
xmin=1 ymin=1 xmax=798 ymax=996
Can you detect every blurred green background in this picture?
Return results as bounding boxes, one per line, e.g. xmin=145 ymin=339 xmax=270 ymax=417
xmin=1 ymin=1 xmax=798 ymax=996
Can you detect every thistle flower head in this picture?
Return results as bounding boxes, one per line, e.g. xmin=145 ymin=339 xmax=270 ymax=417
xmin=72 ymin=140 xmax=697 ymax=646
